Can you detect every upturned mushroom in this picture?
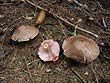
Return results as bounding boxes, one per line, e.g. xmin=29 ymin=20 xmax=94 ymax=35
xmin=11 ymin=25 xmax=39 ymax=42
xmin=38 ymin=39 xmax=60 ymax=62
xmin=62 ymin=35 xmax=100 ymax=63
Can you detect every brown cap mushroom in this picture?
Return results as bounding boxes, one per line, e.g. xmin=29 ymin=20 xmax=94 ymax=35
xmin=11 ymin=25 xmax=39 ymax=42
xmin=38 ymin=39 xmax=60 ymax=62
xmin=36 ymin=10 xmax=46 ymax=25
xmin=62 ymin=35 xmax=100 ymax=63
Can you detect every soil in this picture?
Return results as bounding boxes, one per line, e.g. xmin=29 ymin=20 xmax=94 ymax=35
xmin=0 ymin=0 xmax=110 ymax=83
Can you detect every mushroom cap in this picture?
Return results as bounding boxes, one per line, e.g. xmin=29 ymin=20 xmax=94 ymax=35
xmin=36 ymin=10 xmax=46 ymax=25
xmin=11 ymin=25 xmax=39 ymax=42
xmin=62 ymin=35 xmax=100 ymax=63
xmin=38 ymin=39 xmax=60 ymax=62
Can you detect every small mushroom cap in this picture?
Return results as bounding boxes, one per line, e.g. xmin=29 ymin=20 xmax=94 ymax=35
xmin=38 ymin=39 xmax=60 ymax=62
xmin=11 ymin=25 xmax=39 ymax=42
xmin=62 ymin=35 xmax=100 ymax=63
xmin=36 ymin=10 xmax=46 ymax=25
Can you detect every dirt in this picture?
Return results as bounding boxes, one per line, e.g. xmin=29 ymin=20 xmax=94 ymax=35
xmin=0 ymin=0 xmax=110 ymax=83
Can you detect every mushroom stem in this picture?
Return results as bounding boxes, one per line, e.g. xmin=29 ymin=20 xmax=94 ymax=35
xmin=43 ymin=43 xmax=51 ymax=52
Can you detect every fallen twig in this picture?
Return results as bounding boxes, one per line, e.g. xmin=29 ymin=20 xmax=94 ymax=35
xmin=55 ymin=16 xmax=98 ymax=38
xmin=102 ymin=17 xmax=107 ymax=29
xmin=27 ymin=59 xmax=40 ymax=66
xmin=25 ymin=0 xmax=99 ymax=38
xmin=70 ymin=0 xmax=105 ymax=36
xmin=96 ymin=0 xmax=105 ymax=11
xmin=73 ymin=0 xmax=93 ymax=18
xmin=71 ymin=68 xmax=87 ymax=83
xmin=90 ymin=63 xmax=99 ymax=83
xmin=23 ymin=56 xmax=34 ymax=83
xmin=91 ymin=68 xmax=99 ymax=83
xmin=57 ymin=19 xmax=68 ymax=37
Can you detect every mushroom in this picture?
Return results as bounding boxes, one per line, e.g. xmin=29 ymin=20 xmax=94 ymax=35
xmin=11 ymin=25 xmax=39 ymax=42
xmin=36 ymin=10 xmax=46 ymax=25
xmin=62 ymin=35 xmax=100 ymax=63
xmin=38 ymin=39 xmax=60 ymax=62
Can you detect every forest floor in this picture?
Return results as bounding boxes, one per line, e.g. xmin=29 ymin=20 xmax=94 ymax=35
xmin=0 ymin=0 xmax=110 ymax=83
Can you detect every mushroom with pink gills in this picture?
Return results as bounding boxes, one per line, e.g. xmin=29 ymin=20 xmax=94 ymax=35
xmin=38 ymin=39 xmax=60 ymax=62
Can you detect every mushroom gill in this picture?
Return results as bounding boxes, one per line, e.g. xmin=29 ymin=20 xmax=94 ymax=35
xmin=38 ymin=39 xmax=60 ymax=62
